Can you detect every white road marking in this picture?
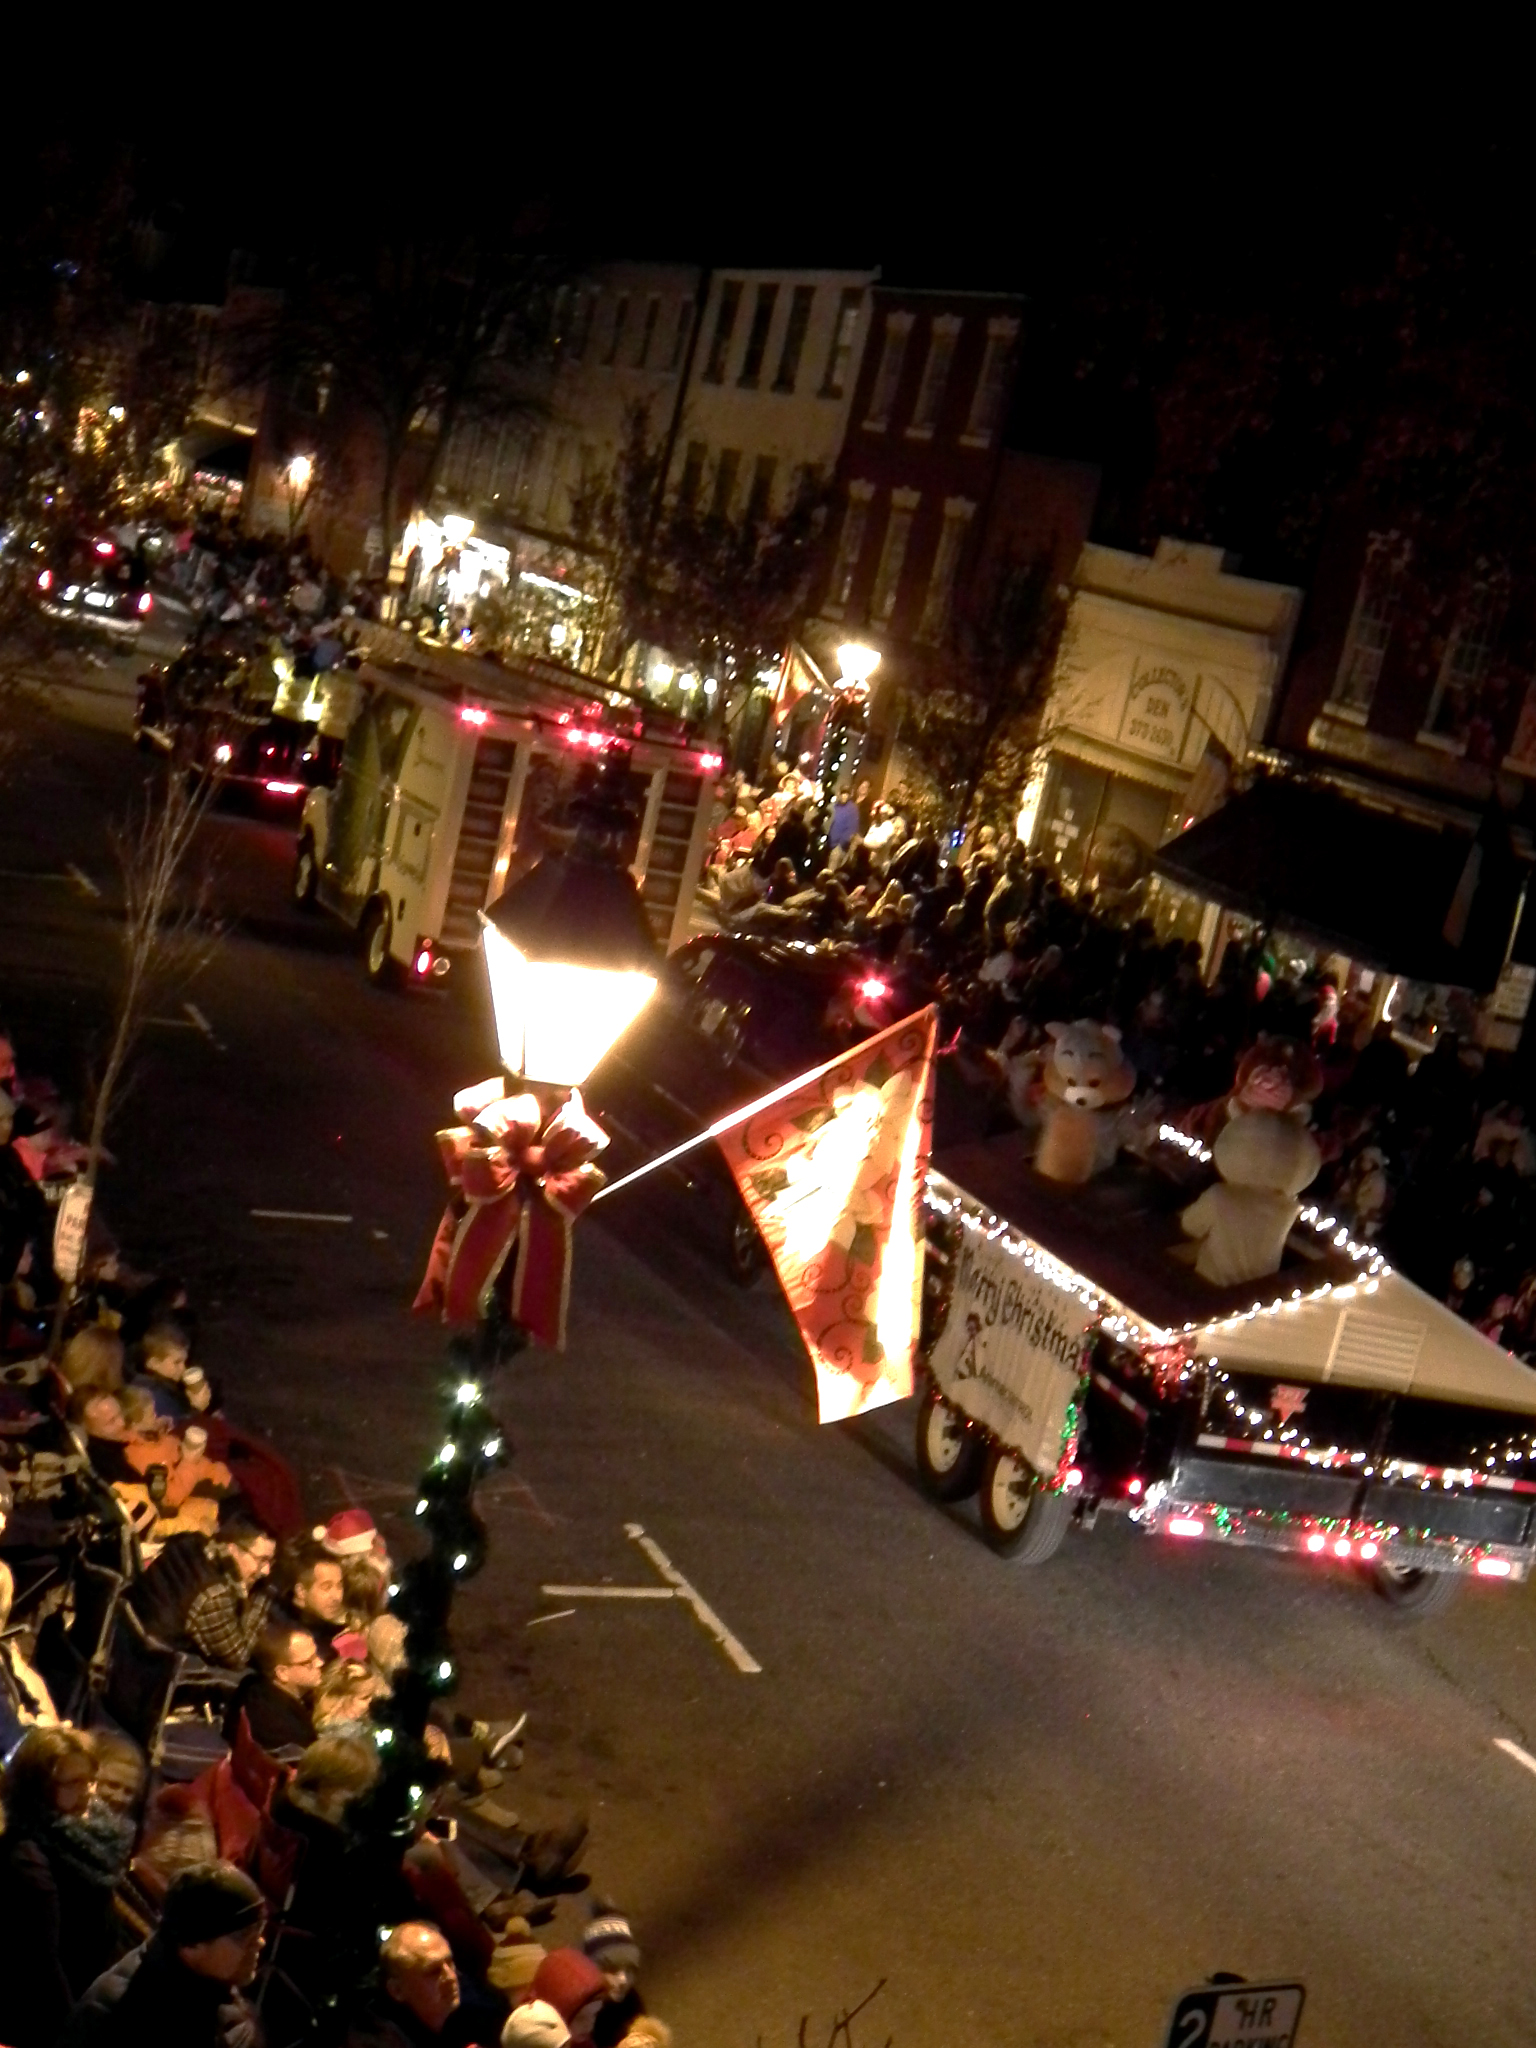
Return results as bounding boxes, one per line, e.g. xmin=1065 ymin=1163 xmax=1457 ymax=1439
xmin=625 ymin=1521 xmax=762 ymax=1674
xmin=527 ymin=1608 xmax=576 ymax=1627
xmin=1493 ymin=1737 xmax=1536 ymax=1778
xmin=250 ymin=1208 xmax=354 ymax=1224
xmin=540 ymin=1584 xmax=677 ymax=1599
xmin=65 ymin=863 xmax=100 ymax=898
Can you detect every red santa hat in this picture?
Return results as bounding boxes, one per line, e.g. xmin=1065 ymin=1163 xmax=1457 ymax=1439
xmin=313 ymin=1507 xmax=378 ymax=1557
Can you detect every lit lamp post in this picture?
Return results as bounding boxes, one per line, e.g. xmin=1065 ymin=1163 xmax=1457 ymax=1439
xmin=365 ymin=778 xmax=659 ymax=1854
xmin=283 ymin=452 xmax=314 ymax=541
xmin=813 ymin=641 xmax=881 ymax=847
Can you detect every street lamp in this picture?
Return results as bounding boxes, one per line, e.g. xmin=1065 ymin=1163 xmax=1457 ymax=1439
xmin=836 ymin=641 xmax=881 ymax=696
xmin=285 ymin=453 xmax=314 ymax=493
xmin=480 ymin=808 xmax=660 ymax=1090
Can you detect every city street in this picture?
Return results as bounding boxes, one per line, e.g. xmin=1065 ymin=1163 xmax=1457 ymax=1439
xmin=6 ymin=649 xmax=1536 ymax=2048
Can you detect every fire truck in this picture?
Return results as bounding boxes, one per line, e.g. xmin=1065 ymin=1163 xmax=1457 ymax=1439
xmin=914 ymin=1129 xmax=1536 ymax=1616
xmin=292 ymin=639 xmax=719 ymax=986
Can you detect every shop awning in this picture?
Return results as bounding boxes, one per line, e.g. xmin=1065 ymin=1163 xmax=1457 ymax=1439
xmin=1151 ymin=777 xmax=1528 ymax=992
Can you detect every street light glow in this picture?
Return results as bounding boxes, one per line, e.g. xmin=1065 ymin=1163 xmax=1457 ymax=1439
xmin=836 ymin=641 xmax=881 ymax=689
xmin=286 ymin=453 xmax=314 ymax=491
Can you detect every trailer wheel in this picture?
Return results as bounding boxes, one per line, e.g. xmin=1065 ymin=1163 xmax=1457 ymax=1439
xmin=978 ymin=1449 xmax=1071 ymax=1561
xmin=292 ymin=836 xmax=318 ymax=909
xmin=1370 ymin=1561 xmax=1462 ymax=1618
xmin=724 ymin=1206 xmax=767 ymax=1287
xmin=914 ymin=1390 xmax=984 ymax=1502
xmin=363 ymin=900 xmax=399 ymax=989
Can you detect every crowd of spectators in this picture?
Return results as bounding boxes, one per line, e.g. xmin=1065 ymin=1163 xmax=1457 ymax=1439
xmin=1 ymin=1023 xmax=669 ymax=2048
xmin=703 ymin=771 xmax=1536 ymax=1351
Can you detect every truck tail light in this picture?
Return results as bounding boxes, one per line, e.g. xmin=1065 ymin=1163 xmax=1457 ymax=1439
xmin=1126 ymin=1477 xmax=1143 ymax=1496
xmin=413 ymin=941 xmax=451 ymax=981
xmin=1333 ymin=1538 xmax=1352 ymax=1558
xmin=137 ymin=591 xmax=153 ymax=614
xmin=1306 ymin=1532 xmax=1326 ymax=1553
xmin=264 ymin=780 xmax=304 ymax=795
xmin=1167 ymin=1516 xmax=1205 ymax=1538
xmin=1478 ymin=1557 xmax=1514 ymax=1578
xmin=37 ymin=569 xmax=52 ymax=591
xmin=1359 ymin=1540 xmax=1379 ymax=1560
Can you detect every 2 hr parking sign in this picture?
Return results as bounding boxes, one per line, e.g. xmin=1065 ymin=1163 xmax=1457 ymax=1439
xmin=1162 ymin=1980 xmax=1304 ymax=2048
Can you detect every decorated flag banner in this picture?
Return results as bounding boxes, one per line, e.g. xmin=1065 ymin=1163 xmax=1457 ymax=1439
xmin=716 ymin=1009 xmax=937 ymax=1423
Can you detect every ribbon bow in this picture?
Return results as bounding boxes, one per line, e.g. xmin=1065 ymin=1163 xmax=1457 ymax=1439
xmin=413 ymin=1078 xmax=608 ymax=1349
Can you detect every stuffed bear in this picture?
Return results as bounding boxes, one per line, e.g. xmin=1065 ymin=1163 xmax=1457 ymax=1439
xmin=1179 ymin=1108 xmax=1322 ymax=1287
xmin=1034 ymin=1020 xmax=1137 ymax=1184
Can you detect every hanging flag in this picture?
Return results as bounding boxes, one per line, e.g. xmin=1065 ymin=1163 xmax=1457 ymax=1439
xmin=716 ymin=1008 xmax=938 ymax=1424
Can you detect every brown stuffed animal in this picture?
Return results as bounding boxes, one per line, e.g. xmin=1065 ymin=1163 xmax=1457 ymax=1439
xmin=1183 ymin=1035 xmax=1323 ymax=1147
xmin=1035 ymin=1020 xmax=1137 ymax=1183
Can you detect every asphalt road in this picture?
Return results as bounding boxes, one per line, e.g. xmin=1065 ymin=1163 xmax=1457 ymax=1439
xmin=5 ymin=638 xmax=1536 ymax=2047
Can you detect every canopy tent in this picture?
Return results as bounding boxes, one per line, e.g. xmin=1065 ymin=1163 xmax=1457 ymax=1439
xmin=1151 ymin=777 xmax=1528 ymax=993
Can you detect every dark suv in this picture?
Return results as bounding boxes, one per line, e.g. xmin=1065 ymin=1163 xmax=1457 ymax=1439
xmin=584 ymin=934 xmax=935 ymax=1283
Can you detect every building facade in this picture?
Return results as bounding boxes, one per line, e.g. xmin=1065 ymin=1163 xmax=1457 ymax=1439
xmin=800 ymin=286 xmax=1038 ymax=783
xmin=1024 ymin=538 xmax=1302 ymax=883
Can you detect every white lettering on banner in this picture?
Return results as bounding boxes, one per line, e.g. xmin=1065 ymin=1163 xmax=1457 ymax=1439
xmin=52 ymin=1181 xmax=94 ymax=1285
xmin=928 ymin=1231 xmax=1091 ymax=1477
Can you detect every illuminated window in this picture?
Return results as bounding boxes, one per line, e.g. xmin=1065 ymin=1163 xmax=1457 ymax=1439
xmin=739 ymin=284 xmax=779 ymax=389
xmin=636 ymin=296 xmax=660 ymax=369
xmin=774 ymin=285 xmax=815 ymax=393
xmin=703 ymin=281 xmax=742 ymax=383
xmin=917 ymin=498 xmax=974 ymax=642
xmin=1332 ymin=546 xmax=1408 ymax=719
xmin=963 ymin=317 xmax=1019 ymax=444
xmin=909 ymin=317 xmax=960 ymax=435
xmin=827 ymin=482 xmax=874 ymax=612
xmin=871 ymin=490 xmax=919 ymax=622
xmin=864 ymin=312 xmax=912 ymax=432
xmin=820 ymin=288 xmax=864 ymax=398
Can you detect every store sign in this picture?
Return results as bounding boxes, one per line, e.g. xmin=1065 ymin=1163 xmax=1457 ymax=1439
xmin=1119 ymin=663 xmax=1193 ymax=765
xmin=1161 ymin=1980 xmax=1304 ymax=2048
xmin=52 ymin=1180 xmax=94 ymax=1285
xmin=1492 ymin=961 xmax=1536 ymax=1025
xmin=928 ymin=1227 xmax=1090 ymax=1477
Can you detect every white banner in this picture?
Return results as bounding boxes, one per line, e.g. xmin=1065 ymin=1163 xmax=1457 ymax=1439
xmin=928 ymin=1228 xmax=1091 ymax=1477
xmin=52 ymin=1180 xmax=94 ymax=1285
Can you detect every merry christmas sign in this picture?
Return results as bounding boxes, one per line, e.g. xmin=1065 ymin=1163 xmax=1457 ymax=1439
xmin=928 ymin=1225 xmax=1093 ymax=1477
xmin=718 ymin=1009 xmax=937 ymax=1424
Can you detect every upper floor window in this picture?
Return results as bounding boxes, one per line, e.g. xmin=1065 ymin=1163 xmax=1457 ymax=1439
xmin=669 ymin=298 xmax=693 ymax=372
xmin=963 ymin=317 xmax=1019 ymax=444
xmin=1331 ymin=543 xmax=1409 ymax=719
xmin=870 ymin=490 xmax=920 ymax=623
xmin=1421 ymin=580 xmax=1506 ymax=747
xmin=738 ymin=284 xmax=779 ymax=389
xmin=677 ymin=439 xmax=706 ymax=508
xmin=774 ymin=285 xmax=815 ymax=393
xmin=711 ymin=448 xmax=741 ymax=519
xmin=826 ymin=481 xmax=874 ymax=612
xmin=908 ymin=318 xmax=960 ymax=436
xmin=602 ymin=295 xmax=629 ymax=367
xmin=864 ymin=313 xmax=912 ymax=432
xmin=703 ymin=280 xmax=742 ymax=383
xmin=635 ymin=295 xmax=661 ymax=369
xmin=820 ymin=288 xmax=863 ymax=399
xmin=746 ymin=454 xmax=777 ymax=525
xmin=917 ymin=497 xmax=975 ymax=643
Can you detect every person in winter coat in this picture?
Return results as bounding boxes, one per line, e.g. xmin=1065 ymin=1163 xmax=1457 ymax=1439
xmin=60 ymin=1860 xmax=266 ymax=2048
xmin=0 ymin=1726 xmax=116 ymax=2047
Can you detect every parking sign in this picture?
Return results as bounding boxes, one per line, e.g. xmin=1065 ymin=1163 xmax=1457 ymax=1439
xmin=1163 ymin=1980 xmax=1304 ymax=2048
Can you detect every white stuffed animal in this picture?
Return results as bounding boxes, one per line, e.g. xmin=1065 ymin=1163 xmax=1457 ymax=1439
xmin=1179 ymin=1109 xmax=1322 ymax=1287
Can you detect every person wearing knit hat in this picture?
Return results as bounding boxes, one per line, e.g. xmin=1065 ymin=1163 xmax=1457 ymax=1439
xmin=502 ymin=2000 xmax=571 ymax=2048
xmin=489 ymin=1914 xmax=548 ymax=1996
xmin=527 ymin=1948 xmax=607 ymax=2044
xmin=61 ymin=1860 xmax=266 ymax=2045
xmin=580 ymin=1904 xmax=645 ymax=2048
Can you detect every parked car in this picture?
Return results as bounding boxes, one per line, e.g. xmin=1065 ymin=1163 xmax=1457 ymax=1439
xmin=584 ymin=934 xmax=959 ymax=1283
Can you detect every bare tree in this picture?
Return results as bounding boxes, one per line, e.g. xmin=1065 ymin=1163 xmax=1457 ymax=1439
xmin=897 ymin=551 xmax=1069 ymax=836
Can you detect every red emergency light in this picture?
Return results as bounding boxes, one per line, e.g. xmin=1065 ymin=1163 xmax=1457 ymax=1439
xmin=1166 ymin=1516 xmax=1206 ymax=1539
xmin=698 ymin=751 xmax=723 ymax=772
xmin=94 ymin=539 xmax=114 ymax=556
xmin=264 ymin=780 xmax=304 ymax=795
xmin=459 ymin=706 xmax=489 ymax=726
xmin=137 ymin=592 xmax=153 ymax=614
xmin=857 ymin=976 xmax=890 ymax=1002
